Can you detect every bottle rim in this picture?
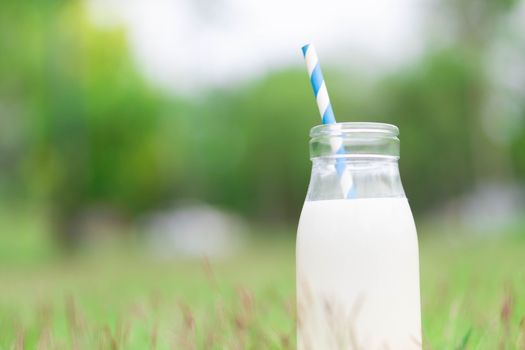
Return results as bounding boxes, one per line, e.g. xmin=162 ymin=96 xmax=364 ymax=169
xmin=310 ymin=122 xmax=399 ymax=138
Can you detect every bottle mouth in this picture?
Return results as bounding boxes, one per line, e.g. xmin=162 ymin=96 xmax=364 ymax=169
xmin=310 ymin=122 xmax=399 ymax=138
xmin=309 ymin=122 xmax=400 ymax=159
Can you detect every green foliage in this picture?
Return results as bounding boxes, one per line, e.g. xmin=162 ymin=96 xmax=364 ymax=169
xmin=0 ymin=2 xmax=190 ymax=217
xmin=370 ymin=51 xmax=485 ymax=212
xmin=191 ymin=71 xmax=315 ymax=220
xmin=0 ymin=0 xmax=524 ymax=226
xmin=510 ymin=122 xmax=525 ymax=179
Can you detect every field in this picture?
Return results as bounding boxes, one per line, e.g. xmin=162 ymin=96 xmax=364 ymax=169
xmin=0 ymin=222 xmax=524 ymax=349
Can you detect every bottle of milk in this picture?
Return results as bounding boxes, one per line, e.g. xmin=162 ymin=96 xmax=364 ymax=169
xmin=297 ymin=122 xmax=421 ymax=350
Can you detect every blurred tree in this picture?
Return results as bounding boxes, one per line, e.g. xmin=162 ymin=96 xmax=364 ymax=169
xmin=348 ymin=0 xmax=525 ymax=213
xmin=189 ymin=70 xmax=316 ymax=221
xmin=0 ymin=1 xmax=190 ymax=246
xmin=369 ymin=51 xmax=481 ymax=212
xmin=428 ymin=0 xmax=524 ymax=183
xmin=1 ymin=0 xmax=524 ymax=243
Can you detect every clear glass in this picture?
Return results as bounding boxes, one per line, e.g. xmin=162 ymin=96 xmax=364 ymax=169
xmin=307 ymin=122 xmax=404 ymax=200
xmin=297 ymin=122 xmax=422 ymax=349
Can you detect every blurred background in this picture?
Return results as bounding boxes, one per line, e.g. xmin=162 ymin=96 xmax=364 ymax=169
xmin=1 ymin=0 xmax=524 ymax=255
xmin=0 ymin=0 xmax=524 ymax=348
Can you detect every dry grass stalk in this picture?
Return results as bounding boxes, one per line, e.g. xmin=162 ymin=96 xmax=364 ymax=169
xmin=500 ymin=285 xmax=515 ymax=349
xmin=201 ymin=256 xmax=220 ymax=292
xmin=149 ymin=322 xmax=158 ymax=350
xmin=12 ymin=326 xmax=25 ymax=350
xmin=177 ymin=302 xmax=196 ymax=350
xmin=102 ymin=325 xmax=119 ymax=350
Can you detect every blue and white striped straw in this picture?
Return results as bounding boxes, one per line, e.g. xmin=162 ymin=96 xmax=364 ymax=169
xmin=302 ymin=43 xmax=354 ymax=197
xmin=301 ymin=44 xmax=336 ymax=125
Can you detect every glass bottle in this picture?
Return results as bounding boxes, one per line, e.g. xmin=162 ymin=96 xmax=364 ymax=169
xmin=296 ymin=122 xmax=421 ymax=349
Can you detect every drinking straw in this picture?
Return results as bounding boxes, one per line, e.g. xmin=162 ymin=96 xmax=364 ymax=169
xmin=301 ymin=44 xmax=354 ymax=197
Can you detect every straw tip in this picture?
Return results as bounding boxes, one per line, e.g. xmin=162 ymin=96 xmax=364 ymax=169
xmin=301 ymin=44 xmax=310 ymax=57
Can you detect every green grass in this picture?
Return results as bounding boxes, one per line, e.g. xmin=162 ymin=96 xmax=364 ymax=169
xmin=0 ymin=225 xmax=524 ymax=349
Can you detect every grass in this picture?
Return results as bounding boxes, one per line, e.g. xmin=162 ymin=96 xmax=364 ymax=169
xmin=0 ymin=222 xmax=524 ymax=349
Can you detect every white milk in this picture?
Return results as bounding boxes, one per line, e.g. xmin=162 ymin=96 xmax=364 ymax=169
xmin=297 ymin=198 xmax=421 ymax=349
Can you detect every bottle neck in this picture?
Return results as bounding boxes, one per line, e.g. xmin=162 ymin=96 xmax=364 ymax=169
xmin=306 ymin=157 xmax=404 ymax=201
xmin=306 ymin=122 xmax=405 ymax=201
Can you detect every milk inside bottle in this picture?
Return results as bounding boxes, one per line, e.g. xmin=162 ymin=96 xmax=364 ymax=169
xmin=296 ymin=123 xmax=421 ymax=349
